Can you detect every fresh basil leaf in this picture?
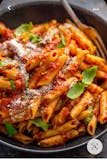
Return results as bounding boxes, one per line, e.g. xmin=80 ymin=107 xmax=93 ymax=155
xmin=90 ymin=112 xmax=94 ymax=118
xmin=10 ymin=80 xmax=16 ymax=90
xmin=0 ymin=61 xmax=6 ymax=67
xmin=67 ymin=82 xmax=85 ymax=99
xmin=5 ymin=122 xmax=17 ymax=137
xmin=0 ymin=58 xmax=15 ymax=68
xmin=29 ymin=35 xmax=42 ymax=43
xmin=82 ymin=66 xmax=98 ymax=85
xmin=84 ymin=112 xmax=93 ymax=124
xmin=31 ymin=118 xmax=49 ymax=131
xmin=57 ymin=33 xmax=66 ymax=48
xmin=84 ymin=117 xmax=92 ymax=124
xmin=15 ymin=22 xmax=33 ymax=37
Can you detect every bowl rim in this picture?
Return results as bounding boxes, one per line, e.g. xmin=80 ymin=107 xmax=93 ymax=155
xmin=0 ymin=127 xmax=107 ymax=153
xmin=0 ymin=0 xmax=107 ymax=153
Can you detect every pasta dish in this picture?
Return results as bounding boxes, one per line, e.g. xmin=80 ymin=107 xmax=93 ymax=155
xmin=0 ymin=19 xmax=107 ymax=147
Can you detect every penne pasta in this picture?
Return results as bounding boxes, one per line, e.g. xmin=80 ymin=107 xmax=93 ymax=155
xmin=53 ymin=107 xmax=69 ymax=127
xmin=70 ymin=91 xmax=93 ymax=119
xmin=99 ymin=90 xmax=107 ymax=124
xmin=43 ymin=77 xmax=78 ymax=103
xmin=0 ymin=19 xmax=106 ymax=148
xmin=37 ymin=54 xmax=68 ymax=86
xmin=13 ymin=133 xmax=33 ymax=144
xmin=42 ymin=97 xmax=59 ymax=122
xmin=100 ymin=80 xmax=107 ymax=90
xmin=87 ymin=115 xmax=97 ymax=135
xmin=78 ymin=110 xmax=91 ymax=121
xmin=38 ymin=135 xmax=64 ymax=147
xmin=34 ymin=120 xmax=79 ymax=140
xmin=87 ymin=83 xmax=103 ymax=95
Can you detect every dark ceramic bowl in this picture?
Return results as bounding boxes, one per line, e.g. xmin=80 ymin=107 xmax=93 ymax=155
xmin=0 ymin=0 xmax=107 ymax=153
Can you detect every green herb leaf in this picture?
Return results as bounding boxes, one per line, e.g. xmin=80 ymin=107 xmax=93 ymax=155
xmin=84 ymin=113 xmax=93 ymax=124
xmin=57 ymin=33 xmax=66 ymax=48
xmin=88 ymin=106 xmax=93 ymax=112
xmin=90 ymin=112 xmax=94 ymax=118
xmin=5 ymin=122 xmax=17 ymax=137
xmin=10 ymin=80 xmax=16 ymax=90
xmin=67 ymin=82 xmax=85 ymax=99
xmin=14 ymin=22 xmax=33 ymax=37
xmin=29 ymin=34 xmax=42 ymax=43
xmin=82 ymin=66 xmax=98 ymax=85
xmin=84 ymin=117 xmax=92 ymax=124
xmin=25 ymin=74 xmax=29 ymax=89
xmin=0 ymin=58 xmax=15 ymax=68
xmin=0 ymin=61 xmax=6 ymax=68
xmin=31 ymin=118 xmax=49 ymax=131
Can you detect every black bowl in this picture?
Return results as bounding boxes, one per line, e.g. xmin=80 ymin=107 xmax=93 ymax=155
xmin=0 ymin=0 xmax=107 ymax=153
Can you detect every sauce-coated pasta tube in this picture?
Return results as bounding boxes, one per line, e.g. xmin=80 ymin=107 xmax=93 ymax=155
xmin=29 ymin=65 xmax=47 ymax=89
xmin=87 ymin=115 xmax=97 ymax=135
xmin=87 ymin=83 xmax=103 ymax=94
xmin=29 ymin=96 xmax=41 ymax=119
xmin=43 ymin=77 xmax=78 ymax=103
xmin=42 ymin=97 xmax=59 ymax=122
xmin=99 ymin=90 xmax=107 ymax=124
xmin=53 ymin=107 xmax=69 ymax=127
xmin=34 ymin=120 xmax=79 ymax=140
xmin=101 ymin=80 xmax=107 ymax=90
xmin=37 ymin=54 xmax=68 ymax=86
xmin=80 ymin=62 xmax=107 ymax=79
xmin=26 ymin=54 xmax=42 ymax=72
xmin=3 ymin=68 xmax=19 ymax=80
xmin=78 ymin=110 xmax=91 ymax=120
xmin=0 ymin=76 xmax=11 ymax=90
xmin=13 ymin=133 xmax=33 ymax=144
xmin=38 ymin=135 xmax=64 ymax=147
xmin=70 ymin=91 xmax=93 ymax=119
xmin=85 ymin=54 xmax=105 ymax=65
xmin=65 ymin=20 xmax=96 ymax=54
xmin=18 ymin=121 xmax=27 ymax=133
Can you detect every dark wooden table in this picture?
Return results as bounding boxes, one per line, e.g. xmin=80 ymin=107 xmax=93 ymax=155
xmin=0 ymin=0 xmax=107 ymax=158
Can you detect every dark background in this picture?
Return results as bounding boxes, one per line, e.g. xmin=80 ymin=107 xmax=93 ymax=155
xmin=0 ymin=133 xmax=107 ymax=158
xmin=0 ymin=0 xmax=107 ymax=158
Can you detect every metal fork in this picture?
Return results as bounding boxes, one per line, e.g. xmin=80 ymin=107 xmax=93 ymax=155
xmin=61 ymin=0 xmax=107 ymax=59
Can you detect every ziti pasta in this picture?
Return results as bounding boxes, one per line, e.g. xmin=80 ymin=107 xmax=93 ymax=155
xmin=0 ymin=19 xmax=106 ymax=147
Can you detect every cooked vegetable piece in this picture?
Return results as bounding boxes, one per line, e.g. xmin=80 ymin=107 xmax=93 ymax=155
xmin=5 ymin=122 xmax=17 ymax=136
xmin=67 ymin=82 xmax=85 ymax=99
xmin=10 ymin=80 xmax=16 ymax=90
xmin=15 ymin=22 xmax=33 ymax=36
xmin=82 ymin=66 xmax=98 ymax=85
xmin=57 ymin=33 xmax=66 ymax=48
xmin=29 ymin=34 xmax=42 ymax=43
xmin=31 ymin=118 xmax=50 ymax=131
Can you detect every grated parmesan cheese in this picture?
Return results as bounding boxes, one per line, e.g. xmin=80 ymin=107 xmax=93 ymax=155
xmin=42 ymin=27 xmax=58 ymax=44
xmin=8 ymin=39 xmax=26 ymax=57
xmin=64 ymin=23 xmax=72 ymax=28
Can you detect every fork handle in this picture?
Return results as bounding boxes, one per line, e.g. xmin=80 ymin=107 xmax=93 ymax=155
xmin=61 ymin=0 xmax=86 ymax=29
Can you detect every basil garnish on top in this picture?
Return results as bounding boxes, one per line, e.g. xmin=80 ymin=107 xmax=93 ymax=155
xmin=67 ymin=66 xmax=98 ymax=99
xmin=57 ymin=33 xmax=66 ymax=48
xmin=5 ymin=122 xmax=17 ymax=137
xmin=31 ymin=118 xmax=49 ymax=131
xmin=14 ymin=22 xmax=33 ymax=37
xmin=82 ymin=66 xmax=98 ymax=85
xmin=29 ymin=34 xmax=42 ymax=44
